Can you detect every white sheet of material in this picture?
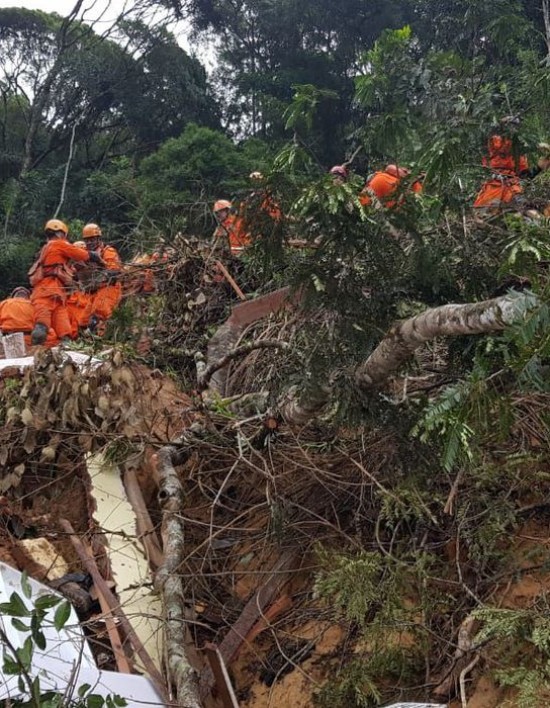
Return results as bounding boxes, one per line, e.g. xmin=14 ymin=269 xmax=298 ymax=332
xmin=0 ymin=349 xmax=102 ymax=373
xmin=87 ymin=454 xmax=164 ymax=677
xmin=0 ymin=561 xmax=165 ymax=706
xmin=0 ymin=560 xmax=96 ymax=701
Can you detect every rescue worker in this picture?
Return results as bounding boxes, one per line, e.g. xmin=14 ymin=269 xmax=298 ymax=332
xmin=359 ymin=164 xmax=421 ymax=209
xmin=81 ymin=223 xmax=122 ymax=334
xmin=248 ymin=171 xmax=283 ymax=222
xmin=213 ymin=200 xmax=251 ymax=255
xmin=473 ymin=134 xmax=550 ymax=210
xmin=65 ymin=241 xmax=93 ymax=338
xmin=0 ymin=287 xmax=57 ymax=348
xmin=329 ymin=165 xmax=349 ymax=185
xmin=29 ymin=219 xmax=102 ymax=345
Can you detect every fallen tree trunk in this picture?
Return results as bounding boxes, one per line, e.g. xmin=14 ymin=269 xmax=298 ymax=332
xmin=154 ymin=442 xmax=202 ymax=708
xmin=355 ymin=291 xmax=537 ymax=390
xmin=278 ymin=291 xmax=538 ymax=425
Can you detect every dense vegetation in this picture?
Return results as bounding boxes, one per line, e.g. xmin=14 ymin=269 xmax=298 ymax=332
xmin=3 ymin=1 xmax=550 ymax=705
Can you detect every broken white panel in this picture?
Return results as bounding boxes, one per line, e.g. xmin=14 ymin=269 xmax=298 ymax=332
xmin=72 ymin=667 xmax=166 ymax=706
xmin=2 ymin=333 xmax=25 ymax=358
xmin=87 ymin=454 xmax=164 ymax=676
xmin=0 ymin=561 xmax=166 ymax=707
xmin=0 ymin=349 xmax=101 ymax=373
xmin=0 ymin=560 xmax=96 ymax=700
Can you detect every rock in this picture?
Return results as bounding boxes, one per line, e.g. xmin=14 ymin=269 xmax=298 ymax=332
xmin=12 ymin=538 xmax=69 ymax=581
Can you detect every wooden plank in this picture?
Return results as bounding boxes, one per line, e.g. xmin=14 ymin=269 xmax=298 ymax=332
xmin=199 ymin=553 xmax=297 ymax=700
xmin=203 ymin=643 xmax=240 ymax=708
xmin=215 ymin=261 xmax=246 ymax=301
xmin=60 ymin=519 xmax=169 ymax=704
xmin=239 ymin=595 xmax=293 ymax=654
xmin=122 ymin=465 xmax=164 ymax=570
xmin=218 ymin=553 xmax=297 ymax=664
xmin=93 ymin=581 xmax=133 ymax=674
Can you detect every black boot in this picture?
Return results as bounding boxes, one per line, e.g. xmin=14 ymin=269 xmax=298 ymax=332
xmin=31 ymin=322 xmax=48 ymax=345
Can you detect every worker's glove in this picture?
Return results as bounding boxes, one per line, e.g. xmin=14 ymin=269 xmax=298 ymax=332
xmin=88 ymin=251 xmax=104 ymax=266
xmin=88 ymin=314 xmax=100 ymax=333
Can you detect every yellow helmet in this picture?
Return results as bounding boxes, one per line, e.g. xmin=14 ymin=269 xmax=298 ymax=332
xmin=44 ymin=219 xmax=68 ymax=235
xmin=82 ymin=223 xmax=102 ymax=238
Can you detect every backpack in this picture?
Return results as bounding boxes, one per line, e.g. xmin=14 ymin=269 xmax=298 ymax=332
xmin=28 ymin=245 xmax=47 ymax=287
xmin=28 ymin=244 xmax=74 ymax=287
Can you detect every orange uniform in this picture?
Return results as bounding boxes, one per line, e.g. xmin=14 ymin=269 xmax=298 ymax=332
xmin=66 ymin=290 xmax=93 ymax=338
xmin=89 ymin=244 xmax=122 ymax=321
xmin=30 ymin=240 xmax=91 ymax=339
xmin=0 ymin=298 xmax=58 ymax=348
xmin=215 ymin=214 xmax=251 ymax=255
xmin=474 ymin=136 xmax=529 ymax=210
xmin=359 ymin=167 xmax=421 ymax=209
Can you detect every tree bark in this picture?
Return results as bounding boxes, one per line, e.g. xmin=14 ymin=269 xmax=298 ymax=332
xmin=543 ymin=0 xmax=550 ymax=63
xmin=355 ymin=292 xmax=537 ymax=391
xmin=155 ymin=442 xmax=202 ymax=708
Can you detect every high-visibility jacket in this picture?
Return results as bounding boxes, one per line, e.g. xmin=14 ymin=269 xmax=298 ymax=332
xmin=89 ymin=243 xmax=122 ymax=322
xmin=483 ymin=136 xmax=529 ymax=177
xmin=473 ymin=177 xmax=523 ymax=209
xmin=30 ymin=239 xmax=91 ymax=339
xmin=474 ymin=135 xmax=529 ymax=210
xmin=66 ymin=290 xmax=93 ymax=337
xmin=360 ymin=171 xmax=403 ymax=208
xmin=215 ymin=214 xmax=251 ymax=255
xmin=0 ymin=298 xmax=35 ymax=334
xmin=0 ymin=298 xmax=57 ymax=347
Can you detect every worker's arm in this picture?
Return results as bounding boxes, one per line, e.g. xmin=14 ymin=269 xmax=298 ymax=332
xmin=58 ymin=241 xmax=93 ymax=262
xmin=101 ymin=245 xmax=122 ymax=270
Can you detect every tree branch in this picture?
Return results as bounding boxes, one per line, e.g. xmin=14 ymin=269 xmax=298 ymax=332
xmin=199 ymin=340 xmax=290 ymax=390
xmin=355 ymin=291 xmax=538 ymax=391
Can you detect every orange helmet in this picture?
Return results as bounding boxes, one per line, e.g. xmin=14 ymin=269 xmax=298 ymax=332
xmin=82 ymin=223 xmax=102 ymax=238
xmin=213 ymin=199 xmax=232 ymax=212
xmin=385 ymin=164 xmax=410 ymax=178
xmin=329 ymin=165 xmax=348 ymax=179
xmin=44 ymin=219 xmax=68 ymax=235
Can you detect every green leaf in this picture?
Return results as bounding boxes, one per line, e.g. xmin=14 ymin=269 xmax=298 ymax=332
xmin=78 ymin=683 xmax=92 ymax=697
xmin=32 ymin=675 xmax=42 ymax=704
xmin=86 ymin=694 xmax=106 ymax=708
xmin=33 ymin=629 xmax=46 ymax=650
xmin=21 ymin=570 xmax=32 ymax=600
xmin=34 ymin=593 xmax=61 ymax=611
xmin=53 ymin=601 xmax=71 ymax=631
xmin=17 ymin=674 xmax=25 ymax=693
xmin=112 ymin=695 xmax=127 ymax=706
xmin=3 ymin=656 xmax=21 ymax=674
xmin=0 ymin=591 xmax=31 ymax=617
xmin=11 ymin=617 xmax=30 ymax=632
xmin=17 ymin=636 xmax=34 ymax=670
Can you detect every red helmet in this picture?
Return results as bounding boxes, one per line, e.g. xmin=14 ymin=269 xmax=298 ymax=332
xmin=213 ymin=199 xmax=232 ymax=212
xmin=329 ymin=165 xmax=348 ymax=179
xmin=82 ymin=223 xmax=102 ymax=238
